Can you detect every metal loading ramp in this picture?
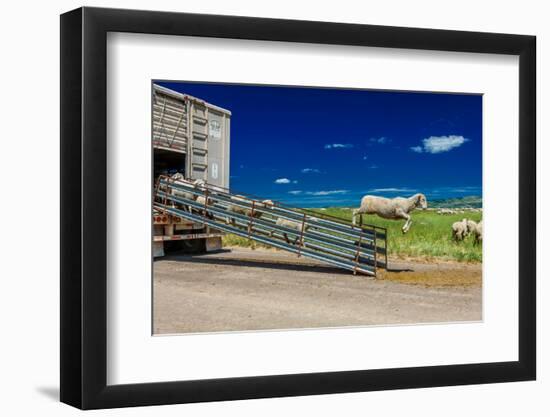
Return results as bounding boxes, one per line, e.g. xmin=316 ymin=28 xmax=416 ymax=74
xmin=154 ymin=176 xmax=388 ymax=277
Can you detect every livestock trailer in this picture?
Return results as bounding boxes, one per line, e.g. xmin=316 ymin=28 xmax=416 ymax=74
xmin=152 ymin=84 xmax=231 ymax=257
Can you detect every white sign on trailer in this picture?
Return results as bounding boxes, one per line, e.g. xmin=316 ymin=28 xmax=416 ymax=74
xmin=209 ymin=119 xmax=221 ymax=139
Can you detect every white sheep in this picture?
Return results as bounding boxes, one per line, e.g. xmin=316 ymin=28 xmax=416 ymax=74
xmin=465 ymin=219 xmax=478 ymax=236
xmin=225 ymin=196 xmax=274 ymax=225
xmin=352 ymin=193 xmax=428 ymax=233
xmin=194 ymin=195 xmax=213 ymax=210
xmin=270 ymin=217 xmax=317 ymax=245
xmin=451 ymin=218 xmax=469 ymax=241
xmin=168 ymin=173 xmax=206 ymax=212
xmin=473 ymin=220 xmax=483 ymax=245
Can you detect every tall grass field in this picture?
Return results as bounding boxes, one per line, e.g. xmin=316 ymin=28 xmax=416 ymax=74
xmin=223 ymin=208 xmax=482 ymax=263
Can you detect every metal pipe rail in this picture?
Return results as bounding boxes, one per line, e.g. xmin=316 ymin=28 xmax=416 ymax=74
xmin=158 ymin=177 xmax=386 ymax=241
xmin=156 ymin=189 xmax=383 ymax=265
xmin=158 ymin=175 xmax=385 ymax=234
xmin=155 ymin=203 xmax=377 ymax=276
xmin=155 ymin=176 xmax=388 ymax=276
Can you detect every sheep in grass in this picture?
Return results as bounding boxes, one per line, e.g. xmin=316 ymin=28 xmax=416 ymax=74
xmin=352 ymin=193 xmax=428 ymax=233
xmin=465 ymin=219 xmax=478 ymax=236
xmin=473 ymin=220 xmax=483 ymax=245
xmin=225 ymin=196 xmax=274 ymax=226
xmin=451 ymin=218 xmax=469 ymax=242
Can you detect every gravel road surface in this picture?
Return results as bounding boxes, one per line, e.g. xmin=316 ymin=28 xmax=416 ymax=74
xmin=153 ymin=248 xmax=481 ymax=334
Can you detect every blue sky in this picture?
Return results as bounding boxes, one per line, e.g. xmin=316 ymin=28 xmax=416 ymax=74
xmin=157 ymin=81 xmax=482 ymax=208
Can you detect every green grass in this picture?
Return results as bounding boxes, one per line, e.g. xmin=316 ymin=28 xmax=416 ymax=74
xmin=223 ymin=208 xmax=482 ymax=262
xmin=222 ymin=233 xmax=273 ymax=250
xmin=312 ymin=207 xmax=482 ymax=262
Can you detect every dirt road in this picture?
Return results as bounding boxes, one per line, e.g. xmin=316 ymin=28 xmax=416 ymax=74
xmin=153 ymin=247 xmax=481 ymax=334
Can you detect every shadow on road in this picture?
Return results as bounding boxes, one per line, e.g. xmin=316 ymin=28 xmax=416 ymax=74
xmin=162 ymin=253 xmax=355 ymax=276
xmin=386 ymin=267 xmax=414 ymax=273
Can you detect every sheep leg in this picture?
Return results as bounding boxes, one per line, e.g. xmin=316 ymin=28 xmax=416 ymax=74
xmin=451 ymin=230 xmax=458 ymax=242
xmin=397 ymin=210 xmax=412 ymax=234
xmin=403 ymin=219 xmax=411 ymax=234
xmin=352 ymin=209 xmax=360 ymax=226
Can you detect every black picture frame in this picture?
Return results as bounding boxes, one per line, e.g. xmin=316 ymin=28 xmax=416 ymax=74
xmin=60 ymin=6 xmax=536 ymax=410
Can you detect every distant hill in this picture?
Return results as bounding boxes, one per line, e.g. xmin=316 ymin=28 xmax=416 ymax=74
xmin=429 ymin=195 xmax=482 ymax=209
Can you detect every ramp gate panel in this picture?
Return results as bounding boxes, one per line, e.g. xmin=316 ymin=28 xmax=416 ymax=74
xmin=155 ymin=176 xmax=388 ymax=277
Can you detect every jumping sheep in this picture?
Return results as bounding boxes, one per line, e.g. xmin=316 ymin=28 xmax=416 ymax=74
xmin=352 ymin=193 xmax=428 ymax=233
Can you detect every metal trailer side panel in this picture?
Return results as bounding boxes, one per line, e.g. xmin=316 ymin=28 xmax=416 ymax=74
xmin=225 ymin=115 xmax=230 ymax=189
xmin=207 ymin=109 xmax=227 ymax=189
xmin=188 ymin=99 xmax=208 ymax=181
xmin=152 ymin=88 xmax=189 ymax=153
xmin=152 ymin=84 xmax=231 ymax=252
xmin=153 ymin=84 xmax=231 ymax=188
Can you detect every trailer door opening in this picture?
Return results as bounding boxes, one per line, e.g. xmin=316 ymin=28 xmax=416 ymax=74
xmin=154 ymin=148 xmax=186 ymax=179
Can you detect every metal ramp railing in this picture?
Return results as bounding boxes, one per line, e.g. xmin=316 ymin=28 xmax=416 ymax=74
xmin=154 ymin=176 xmax=387 ymax=277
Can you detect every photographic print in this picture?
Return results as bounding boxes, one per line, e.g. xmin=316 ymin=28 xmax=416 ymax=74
xmin=152 ymin=81 xmax=482 ymax=335
xmin=60 ymin=9 xmax=535 ymax=407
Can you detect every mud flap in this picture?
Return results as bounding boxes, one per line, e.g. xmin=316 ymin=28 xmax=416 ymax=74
xmin=153 ymin=241 xmax=165 ymax=257
xmin=206 ymin=236 xmax=222 ymax=252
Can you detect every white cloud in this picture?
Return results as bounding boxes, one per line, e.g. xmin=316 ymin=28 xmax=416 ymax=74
xmin=274 ymin=178 xmax=290 ymax=184
xmin=411 ymin=135 xmax=469 ymax=154
xmin=305 ymin=190 xmax=349 ymax=196
xmin=292 ymin=180 xmax=298 ymax=184
xmin=369 ymin=164 xmax=378 ymax=169
xmin=370 ymin=136 xmax=389 ymax=144
xmin=288 ymin=190 xmax=302 ymax=195
xmin=301 ymin=168 xmax=321 ymax=174
xmin=362 ymin=156 xmax=368 ymax=160
xmin=324 ymin=143 xmax=353 ymax=150
xmin=368 ymin=187 xmax=416 ymax=193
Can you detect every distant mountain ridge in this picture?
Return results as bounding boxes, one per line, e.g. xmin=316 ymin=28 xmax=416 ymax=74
xmin=428 ymin=195 xmax=482 ymax=208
